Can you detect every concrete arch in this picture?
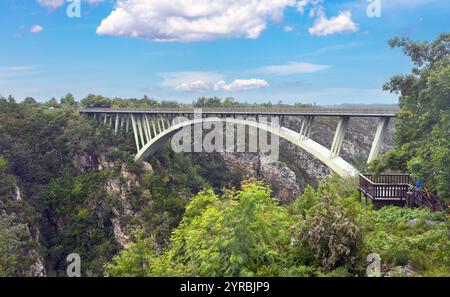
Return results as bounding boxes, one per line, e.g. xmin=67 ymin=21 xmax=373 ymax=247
xmin=135 ymin=117 xmax=358 ymax=177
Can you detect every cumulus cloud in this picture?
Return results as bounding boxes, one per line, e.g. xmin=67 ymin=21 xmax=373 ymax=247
xmin=257 ymin=62 xmax=332 ymax=75
xmin=161 ymin=72 xmax=223 ymax=89
xmin=308 ymin=10 xmax=358 ymax=36
xmin=161 ymin=72 xmax=268 ymax=92
xmin=96 ymin=0 xmax=299 ymax=42
xmin=30 ymin=25 xmax=44 ymax=33
xmin=214 ymin=79 xmax=269 ymax=91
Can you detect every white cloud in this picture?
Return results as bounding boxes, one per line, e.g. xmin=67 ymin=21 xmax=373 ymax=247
xmin=161 ymin=72 xmax=267 ymax=92
xmin=308 ymin=10 xmax=358 ymax=36
xmin=214 ymin=79 xmax=268 ymax=91
xmin=175 ymin=80 xmax=212 ymax=91
xmin=30 ymin=25 xmax=44 ymax=33
xmin=96 ymin=0 xmax=299 ymax=42
xmin=257 ymin=62 xmax=332 ymax=75
xmin=37 ymin=0 xmax=64 ymax=9
xmin=161 ymin=72 xmax=224 ymax=89
xmin=0 ymin=65 xmax=42 ymax=79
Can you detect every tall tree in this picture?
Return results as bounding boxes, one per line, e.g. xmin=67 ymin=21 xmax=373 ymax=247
xmin=372 ymin=33 xmax=450 ymax=200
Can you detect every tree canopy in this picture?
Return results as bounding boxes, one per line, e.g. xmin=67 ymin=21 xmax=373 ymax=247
xmin=372 ymin=33 xmax=450 ymax=200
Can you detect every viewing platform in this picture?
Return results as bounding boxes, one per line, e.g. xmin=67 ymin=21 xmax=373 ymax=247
xmin=359 ymin=173 xmax=441 ymax=211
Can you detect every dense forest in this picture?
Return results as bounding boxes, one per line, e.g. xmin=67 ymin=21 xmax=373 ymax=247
xmin=0 ymin=35 xmax=448 ymax=277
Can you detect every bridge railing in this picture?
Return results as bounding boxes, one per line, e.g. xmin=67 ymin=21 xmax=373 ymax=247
xmin=78 ymin=107 xmax=399 ymax=116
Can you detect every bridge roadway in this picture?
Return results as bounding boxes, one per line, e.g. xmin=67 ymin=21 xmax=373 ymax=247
xmin=78 ymin=107 xmax=398 ymax=118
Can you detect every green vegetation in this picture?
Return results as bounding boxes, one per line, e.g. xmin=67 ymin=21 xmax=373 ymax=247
xmin=371 ymin=33 xmax=450 ymax=201
xmin=105 ymin=177 xmax=449 ymax=277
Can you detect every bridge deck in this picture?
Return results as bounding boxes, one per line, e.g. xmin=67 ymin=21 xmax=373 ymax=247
xmin=78 ymin=108 xmax=397 ymax=117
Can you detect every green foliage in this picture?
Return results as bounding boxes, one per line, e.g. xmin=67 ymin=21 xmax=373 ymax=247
xmin=0 ymin=216 xmax=35 ymax=276
xmin=36 ymin=172 xmax=118 ymax=276
xmin=105 ymin=230 xmax=157 ymax=277
xmin=372 ymin=33 xmax=450 ymax=201
xmin=106 ymin=181 xmax=292 ymax=277
xmin=288 ymin=185 xmax=317 ymax=217
xmin=363 ymin=206 xmax=449 ymax=276
xmin=106 ymin=175 xmax=450 ymax=277
xmin=297 ymin=188 xmax=363 ymax=272
xmin=60 ymin=93 xmax=76 ymax=107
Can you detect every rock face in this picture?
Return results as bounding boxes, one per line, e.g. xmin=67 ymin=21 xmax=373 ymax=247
xmin=221 ymin=152 xmax=300 ymax=204
xmin=0 ymin=184 xmax=46 ymax=277
xmin=104 ymin=161 xmax=154 ymax=248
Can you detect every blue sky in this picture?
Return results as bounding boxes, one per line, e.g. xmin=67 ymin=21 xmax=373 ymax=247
xmin=0 ymin=0 xmax=449 ymax=105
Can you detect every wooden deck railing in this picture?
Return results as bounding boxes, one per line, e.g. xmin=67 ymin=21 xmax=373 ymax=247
xmin=359 ymin=174 xmax=410 ymax=200
xmin=358 ymin=173 xmax=441 ymax=211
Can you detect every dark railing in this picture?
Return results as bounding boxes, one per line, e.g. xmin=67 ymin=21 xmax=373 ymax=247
xmin=362 ymin=173 xmax=412 ymax=185
xmin=359 ymin=174 xmax=410 ymax=200
xmin=359 ymin=173 xmax=441 ymax=211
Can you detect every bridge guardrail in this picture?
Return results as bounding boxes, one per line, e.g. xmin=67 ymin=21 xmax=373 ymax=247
xmin=78 ymin=107 xmax=398 ymax=116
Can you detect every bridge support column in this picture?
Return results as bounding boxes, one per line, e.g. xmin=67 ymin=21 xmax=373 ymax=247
xmin=367 ymin=117 xmax=390 ymax=164
xmin=120 ymin=115 xmax=125 ymax=132
xmin=109 ymin=114 xmax=113 ymax=126
xmin=157 ymin=118 xmax=163 ymax=133
xmin=144 ymin=115 xmax=152 ymax=139
xmin=330 ymin=116 xmax=349 ymax=157
xmin=299 ymin=116 xmax=314 ymax=140
xmin=114 ymin=114 xmax=119 ymax=134
xmin=151 ymin=120 xmax=157 ymax=136
xmin=136 ymin=116 xmax=146 ymax=148
xmin=142 ymin=116 xmax=150 ymax=143
xmin=164 ymin=117 xmax=171 ymax=128
xmin=103 ymin=114 xmax=107 ymax=124
xmin=130 ymin=114 xmax=140 ymax=151
xmin=126 ymin=115 xmax=130 ymax=133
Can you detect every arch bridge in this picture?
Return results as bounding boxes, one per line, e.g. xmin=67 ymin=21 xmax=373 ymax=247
xmin=78 ymin=107 xmax=397 ymax=177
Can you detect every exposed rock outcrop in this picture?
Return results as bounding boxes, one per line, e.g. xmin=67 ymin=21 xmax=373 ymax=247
xmin=0 ymin=183 xmax=46 ymax=277
xmin=221 ymin=152 xmax=300 ymax=204
xmin=104 ymin=161 xmax=154 ymax=248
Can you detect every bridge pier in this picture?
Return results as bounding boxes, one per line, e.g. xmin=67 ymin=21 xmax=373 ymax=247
xmin=114 ymin=114 xmax=119 ymax=133
xmin=140 ymin=116 xmax=149 ymax=142
xmin=130 ymin=114 xmax=140 ymax=151
xmin=151 ymin=119 xmax=157 ymax=136
xmin=136 ymin=116 xmax=145 ymax=149
xmin=157 ymin=117 xmax=162 ymax=133
xmin=144 ymin=116 xmax=152 ymax=140
xmin=299 ymin=116 xmax=314 ymax=139
xmin=330 ymin=116 xmax=349 ymax=157
xmin=367 ymin=117 xmax=390 ymax=164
